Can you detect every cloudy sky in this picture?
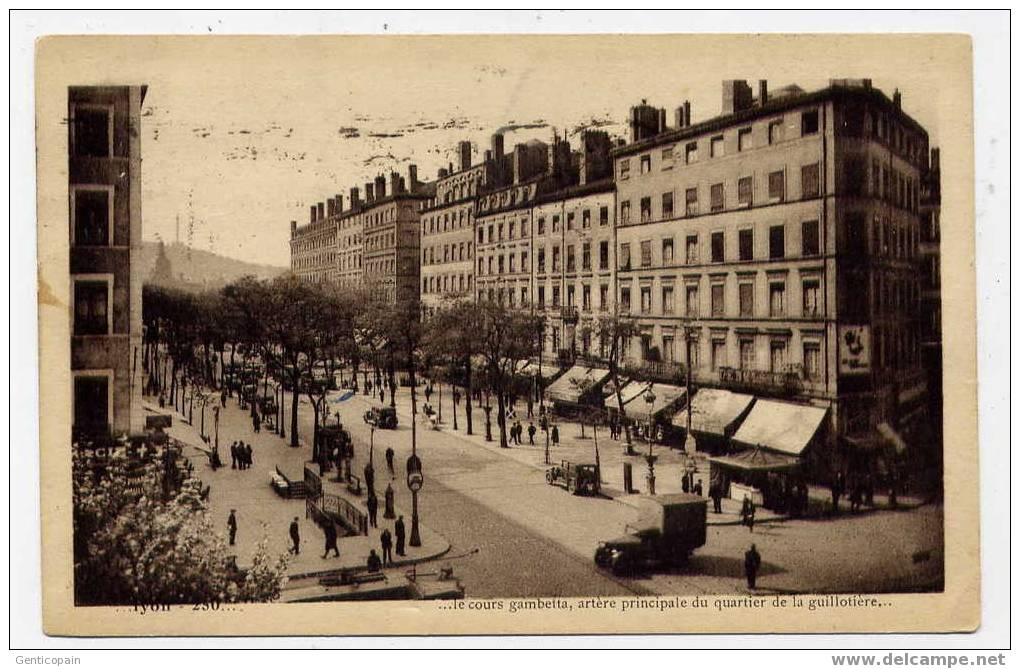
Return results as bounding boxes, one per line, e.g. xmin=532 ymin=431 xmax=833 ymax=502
xmin=108 ymin=35 xmax=945 ymax=267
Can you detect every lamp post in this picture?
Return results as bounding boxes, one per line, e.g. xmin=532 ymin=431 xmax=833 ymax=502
xmin=683 ymin=324 xmax=697 ymax=454
xmin=452 ymin=388 xmax=460 ymax=431
xmin=213 ymin=405 xmax=220 ymax=451
xmin=644 ymin=387 xmax=657 ymax=495
xmin=407 ymin=392 xmax=423 ymax=548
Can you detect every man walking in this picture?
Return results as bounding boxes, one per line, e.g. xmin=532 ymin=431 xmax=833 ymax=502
xmin=394 ymin=515 xmax=406 ymax=556
xmin=230 ymin=442 xmax=239 ymax=469
xmin=244 ymin=442 xmax=254 ymax=469
xmin=551 ymin=424 xmax=559 ymax=446
xmin=366 ymin=492 xmax=378 ymax=528
xmin=744 ymin=543 xmax=762 ymax=589
xmin=364 ymin=461 xmax=375 ymax=493
xmin=710 ymin=482 xmax=723 ymax=514
xmin=385 ymin=447 xmax=395 ymax=478
xmin=289 ymin=516 xmax=300 ymax=555
xmin=227 ymin=509 xmax=237 ymax=546
xmin=322 ymin=521 xmax=339 ymax=559
xmin=380 ymin=528 xmax=393 ymax=565
xmin=527 ymin=421 xmax=536 ymax=445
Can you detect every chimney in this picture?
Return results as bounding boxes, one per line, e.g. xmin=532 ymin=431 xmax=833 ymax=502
xmin=390 ymin=171 xmax=401 ymax=195
xmin=683 ymin=100 xmax=691 ymax=127
xmin=399 ymin=176 xmax=406 ymax=193
xmin=484 ymin=149 xmax=492 ymax=163
xmin=327 ymin=198 xmax=335 ymax=217
xmin=290 ymin=220 xmax=297 ymax=237
xmin=335 ymin=194 xmax=343 ymax=213
xmin=438 ymin=167 xmax=449 ymax=178
xmin=375 ymin=175 xmax=386 ymax=199
xmin=512 ymin=144 xmax=527 ymax=184
xmin=459 ymin=140 xmax=472 ymax=171
xmin=349 ymin=186 xmax=360 ymax=207
xmin=758 ymin=80 xmax=768 ymax=105
xmin=658 ymin=108 xmax=667 ymax=133
xmin=317 ymin=202 xmax=325 ymax=221
xmin=722 ymin=80 xmax=754 ymax=114
xmin=674 ymin=106 xmax=686 ymax=130
xmin=310 ymin=205 xmax=317 ymax=223
xmin=893 ymin=88 xmax=902 ymax=109
xmin=408 ymin=164 xmax=418 ymax=189
xmin=365 ymin=182 xmax=374 ymax=202
xmin=491 ymin=132 xmax=505 ymax=158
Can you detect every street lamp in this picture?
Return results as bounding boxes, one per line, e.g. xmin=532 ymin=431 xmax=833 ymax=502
xmin=643 ymin=387 xmax=657 ymax=495
xmin=213 ymin=405 xmax=220 ymax=451
xmin=682 ymin=325 xmax=697 ymax=454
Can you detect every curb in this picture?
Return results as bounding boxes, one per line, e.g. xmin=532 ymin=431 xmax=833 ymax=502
xmin=285 ymin=540 xmax=452 ymax=582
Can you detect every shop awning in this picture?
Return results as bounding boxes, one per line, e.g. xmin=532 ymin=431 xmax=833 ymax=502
xmin=624 ymin=383 xmax=688 ymax=422
xmin=709 ymin=447 xmax=801 ymax=472
xmin=544 ymin=365 xmax=610 ymax=404
xmin=517 ymin=360 xmax=558 ymax=379
xmin=877 ymin=421 xmax=908 ymax=454
xmin=731 ymin=399 xmax=829 ymax=456
xmin=672 ymin=389 xmax=756 ymax=437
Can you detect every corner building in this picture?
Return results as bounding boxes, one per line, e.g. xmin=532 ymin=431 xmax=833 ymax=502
xmin=613 ymin=79 xmax=932 ymax=475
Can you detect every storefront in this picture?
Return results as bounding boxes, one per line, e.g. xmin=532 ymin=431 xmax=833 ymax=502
xmin=670 ymin=388 xmax=756 ymax=453
xmin=618 ymin=382 xmax=688 ymax=443
xmin=543 ymin=364 xmax=610 ymax=414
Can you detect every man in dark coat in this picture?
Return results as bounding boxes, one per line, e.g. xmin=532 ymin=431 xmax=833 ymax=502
xmin=394 ymin=515 xmax=406 ymax=556
xmin=364 ymin=461 xmax=375 ymax=493
xmin=244 ymin=443 xmax=253 ymax=469
xmin=380 ymin=528 xmax=393 ymax=565
xmin=288 ymin=517 xmax=300 ymax=555
xmin=367 ymin=549 xmax=382 ymax=572
xmin=230 ymin=442 xmax=239 ymax=469
xmin=551 ymin=424 xmax=559 ymax=446
xmin=322 ymin=521 xmax=339 ymax=559
xmin=385 ymin=447 xmax=395 ymax=477
xmin=227 ymin=509 xmax=237 ymax=546
xmin=744 ymin=544 xmax=762 ymax=589
xmin=527 ymin=421 xmax=536 ymax=445
xmin=710 ymin=482 xmax=723 ymax=513
xmin=366 ymin=492 xmax=378 ymax=528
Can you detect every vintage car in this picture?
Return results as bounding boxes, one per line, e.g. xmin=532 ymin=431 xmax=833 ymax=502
xmin=545 ymin=460 xmax=600 ymax=496
xmin=363 ymin=406 xmax=398 ymax=429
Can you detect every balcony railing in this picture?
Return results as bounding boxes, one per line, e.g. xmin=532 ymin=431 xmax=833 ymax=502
xmin=561 ymin=306 xmax=579 ymax=324
xmin=717 ymin=366 xmax=803 ymax=395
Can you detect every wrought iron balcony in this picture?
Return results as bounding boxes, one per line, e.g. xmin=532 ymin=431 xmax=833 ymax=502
xmin=716 ymin=366 xmax=803 ymax=395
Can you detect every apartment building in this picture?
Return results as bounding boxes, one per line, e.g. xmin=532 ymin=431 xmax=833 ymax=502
xmin=613 ymin=79 xmax=932 ymax=470
xmin=361 ymin=172 xmax=433 ymax=304
xmin=69 ymin=85 xmax=147 ymax=440
xmin=290 ymin=199 xmax=338 ymax=284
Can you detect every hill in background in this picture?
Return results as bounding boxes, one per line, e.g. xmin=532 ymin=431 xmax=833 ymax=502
xmin=141 ymin=240 xmax=286 ymax=291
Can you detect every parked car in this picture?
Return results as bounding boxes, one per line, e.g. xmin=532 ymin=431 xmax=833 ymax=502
xmin=594 ymin=493 xmax=707 ymax=575
xmin=545 ymin=460 xmax=600 ymax=496
xmin=363 ymin=406 xmax=398 ymax=429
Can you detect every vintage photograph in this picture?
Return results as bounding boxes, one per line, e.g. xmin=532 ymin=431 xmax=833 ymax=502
xmin=36 ymin=32 xmax=978 ymax=635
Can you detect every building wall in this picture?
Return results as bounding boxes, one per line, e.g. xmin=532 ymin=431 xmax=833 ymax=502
xmin=362 ymin=195 xmax=428 ymax=303
xmin=69 ymin=85 xmax=146 ymax=437
xmin=475 ymin=180 xmax=539 ymax=308
xmin=290 ymin=215 xmax=337 ymax=284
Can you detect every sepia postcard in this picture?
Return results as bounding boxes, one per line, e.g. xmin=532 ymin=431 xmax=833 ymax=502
xmin=36 ymin=32 xmax=978 ymax=636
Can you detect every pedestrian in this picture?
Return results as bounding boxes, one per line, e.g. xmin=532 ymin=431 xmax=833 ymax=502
xmin=364 ymin=461 xmax=375 ymax=493
xmin=289 ymin=516 xmax=300 ymax=555
xmin=230 ymin=442 xmax=239 ymax=469
xmin=322 ymin=521 xmax=339 ymax=559
xmin=710 ymin=482 xmax=723 ymax=513
xmin=693 ymin=480 xmax=703 ymax=497
xmin=394 ymin=515 xmax=406 ymax=556
xmin=744 ymin=543 xmax=762 ymax=589
xmin=385 ymin=447 xmax=395 ymax=477
xmin=366 ymin=492 xmax=378 ymax=528
xmin=682 ymin=471 xmax=691 ymax=493
xmin=221 ymin=389 xmax=227 ymax=408
xmin=244 ymin=442 xmax=253 ymax=469
xmin=527 ymin=421 xmax=536 ymax=445
xmin=384 ymin=483 xmax=396 ymax=519
xmin=527 ymin=396 xmax=534 ymax=418
xmin=227 ymin=509 xmax=237 ymax=546
xmin=380 ymin=528 xmax=393 ymax=565
xmin=849 ymin=481 xmax=863 ymax=513
xmin=831 ymin=471 xmax=845 ymax=514
xmin=551 ymin=424 xmax=559 ymax=446
xmin=379 ymin=388 xmax=385 ymax=404
xmin=367 ymin=549 xmax=382 ymax=572
xmin=254 ymin=411 xmax=261 ymax=434
xmin=743 ymin=497 xmax=756 ymax=533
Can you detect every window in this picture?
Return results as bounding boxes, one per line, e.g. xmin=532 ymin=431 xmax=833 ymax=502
xmin=769 ymin=281 xmax=786 ymax=317
xmin=509 ymin=254 xmax=516 ymax=273
xmin=478 ymin=227 xmax=485 ymax=243
xmin=739 ymin=229 xmax=754 ymax=261
xmin=769 ymin=224 xmax=785 ymax=259
xmin=640 ymin=286 xmax=652 ymax=313
xmin=737 ymin=176 xmax=753 ymax=207
xmin=72 ymin=106 xmax=111 ymax=157
xmin=74 ymin=375 xmax=109 ymax=432
xmin=685 ymin=285 xmax=699 ymax=317
xmin=552 ymin=215 xmax=560 ymax=232
xmin=770 ymin=340 xmax=788 ymax=373
xmin=537 ymin=217 xmax=545 ymax=235
xmin=620 ymin=201 xmax=631 ymax=225
xmin=768 ymin=170 xmax=785 ymax=202
xmin=661 ymin=146 xmax=674 ymax=166
xmin=619 ymin=159 xmax=631 ymax=179
xmin=662 ymin=285 xmax=675 ymax=314
xmin=522 ymin=251 xmax=528 ymax=270
xmin=509 ymin=221 xmax=516 ymax=239
xmin=801 ymin=109 xmax=819 ymax=135
xmin=488 ymin=257 xmax=493 ymax=274
xmin=582 ymin=243 xmax=591 ymax=270
xmin=712 ymin=340 xmax=727 ymax=371
xmin=711 ymin=283 xmax=725 ymax=317
xmin=599 ymin=241 xmax=609 ymax=270
xmin=662 ymin=336 xmax=674 ymax=362
xmin=567 ymin=245 xmax=576 ymax=272
xmin=521 ymin=287 xmax=528 ymax=306
xmin=739 ymin=339 xmax=755 ymax=369
xmin=801 ymin=220 xmax=820 ymax=256
xmin=803 ymin=342 xmax=821 ymax=380
xmin=599 ymin=206 xmax=609 ymax=226
xmin=582 ymin=209 xmax=591 ymax=228
xmin=640 ymin=197 xmax=652 ymax=223
xmin=710 ymin=183 xmax=724 ymax=212
xmin=537 ymin=248 xmax=545 ymax=273
xmin=619 ymin=286 xmax=631 ymax=312
xmin=662 ymin=238 xmax=674 ymax=263
xmin=710 ymin=135 xmax=724 ymax=158
xmin=802 ymin=163 xmax=820 ymax=198
xmin=640 ymin=240 xmax=652 ymax=267
xmin=768 ymin=119 xmax=784 ymax=145
xmin=74 ymin=280 xmax=109 ymax=335
xmin=739 ymin=282 xmax=754 ymax=316
xmin=685 ymin=188 xmax=699 ymax=216
xmin=685 ymin=142 xmax=698 ymax=163
xmin=662 ymin=191 xmax=674 ymax=219
xmin=685 ymin=235 xmax=699 ymax=263
xmin=498 ymin=223 xmax=504 ymax=241
xmin=567 ymin=212 xmax=575 ymax=230
xmin=567 ymin=286 xmax=575 ymax=307
xmin=579 ymin=284 xmax=590 ymax=311
xmin=802 ymin=279 xmax=821 ymax=317
xmin=552 ymin=245 xmax=561 ymax=271
xmin=498 ymin=256 xmax=505 ymax=273
xmin=538 ymin=286 xmax=546 ymax=309
xmin=552 ymin=286 xmax=561 ymax=308
xmin=711 ymin=231 xmax=724 ymax=262
xmin=738 ymin=127 xmax=753 ymax=151
xmin=688 ymin=339 xmax=700 ymax=369
xmin=640 ymin=155 xmax=651 ymax=174
xmin=73 ymin=189 xmax=110 ymax=246
xmin=619 ymin=243 xmax=631 ymax=270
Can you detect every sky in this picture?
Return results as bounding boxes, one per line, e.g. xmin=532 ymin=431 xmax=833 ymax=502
xmin=124 ymin=35 xmax=943 ymax=268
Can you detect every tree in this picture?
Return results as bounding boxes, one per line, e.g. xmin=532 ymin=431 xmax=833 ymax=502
xmin=582 ymin=314 xmax=642 ymax=453
xmin=424 ymin=297 xmax=484 ymax=435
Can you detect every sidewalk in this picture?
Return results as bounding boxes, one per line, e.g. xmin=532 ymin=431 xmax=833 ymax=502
xmin=145 ymin=393 xmax=449 ymax=580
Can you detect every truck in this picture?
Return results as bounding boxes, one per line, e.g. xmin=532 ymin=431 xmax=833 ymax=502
xmin=594 ymin=493 xmax=707 ymax=575
xmin=364 ymin=406 xmax=398 ymax=429
xmin=545 ymin=460 xmax=600 ymax=496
